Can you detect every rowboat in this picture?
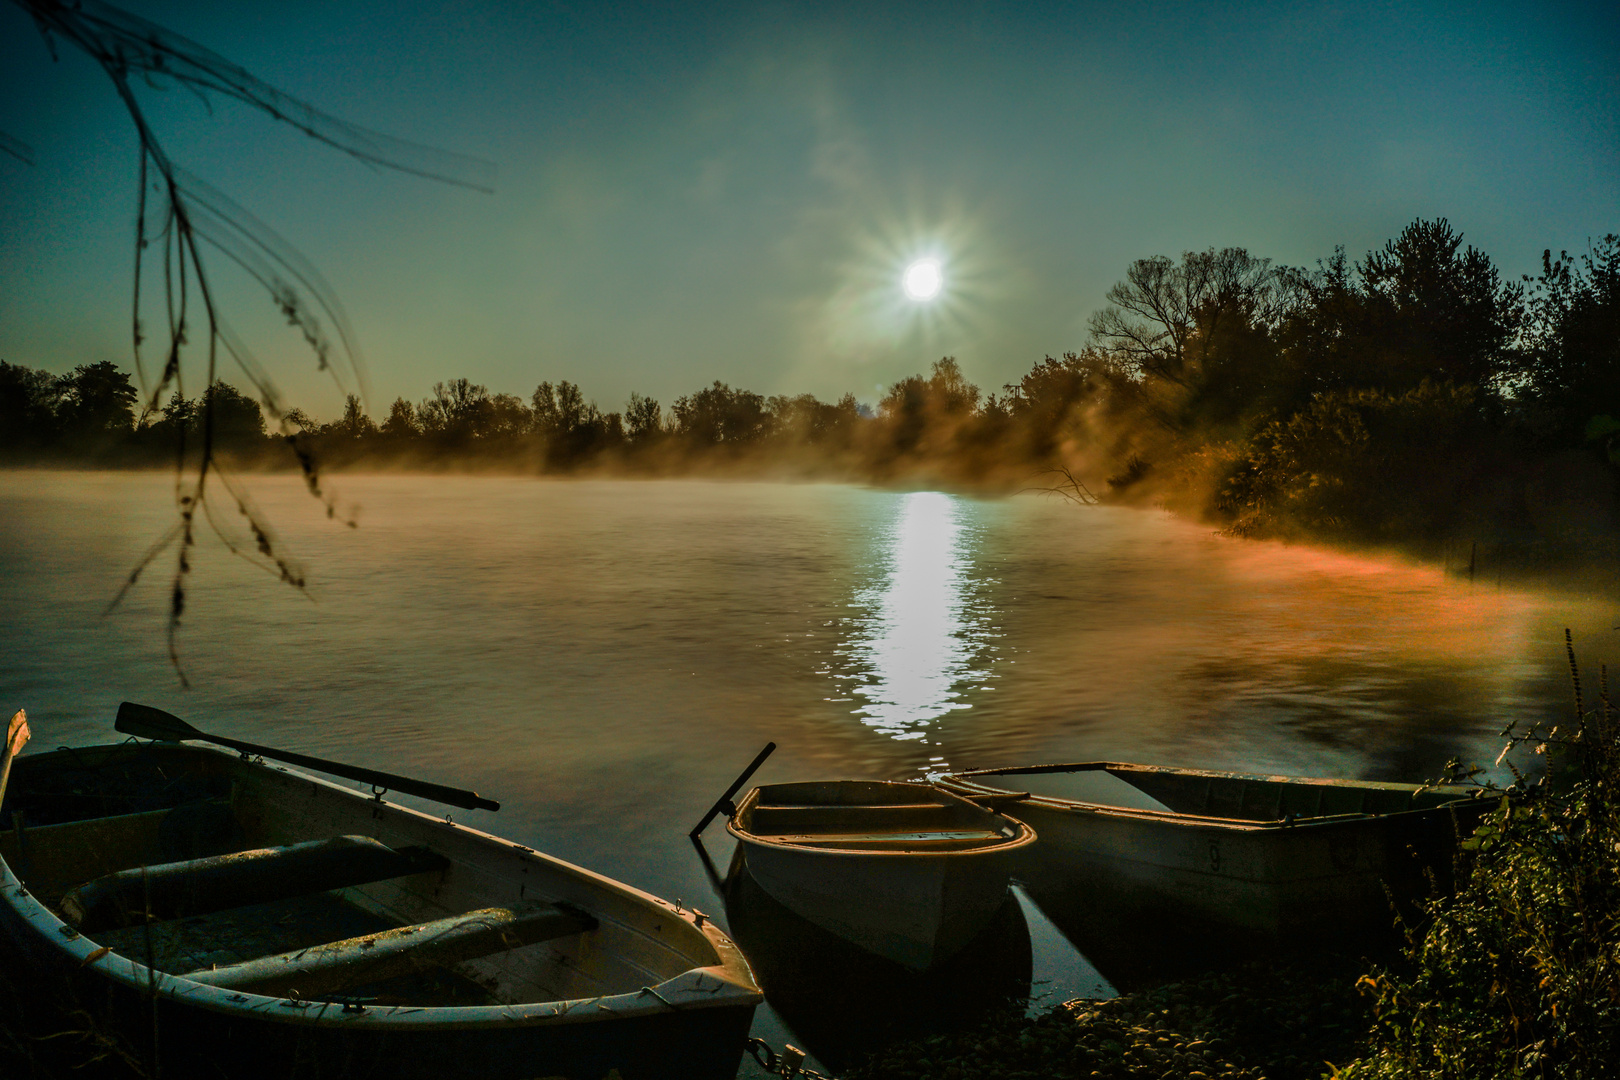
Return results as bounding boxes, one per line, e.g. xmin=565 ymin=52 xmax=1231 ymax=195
xmin=0 ymin=707 xmax=761 ymax=1080
xmin=936 ymin=762 xmax=1489 ymax=939
xmin=725 ymin=780 xmax=1036 ymax=970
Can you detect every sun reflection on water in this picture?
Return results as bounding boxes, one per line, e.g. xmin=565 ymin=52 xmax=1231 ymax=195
xmin=837 ymin=492 xmax=994 ymax=742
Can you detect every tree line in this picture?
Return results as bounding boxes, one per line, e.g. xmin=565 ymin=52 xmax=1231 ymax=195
xmin=4 ymin=218 xmax=1617 ymax=557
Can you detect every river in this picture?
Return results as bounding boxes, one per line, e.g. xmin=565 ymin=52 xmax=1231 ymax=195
xmin=1 ymin=471 xmax=1613 ymax=1074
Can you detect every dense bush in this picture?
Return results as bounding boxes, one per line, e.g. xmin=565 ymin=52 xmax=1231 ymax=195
xmin=1342 ymin=632 xmax=1620 ymax=1079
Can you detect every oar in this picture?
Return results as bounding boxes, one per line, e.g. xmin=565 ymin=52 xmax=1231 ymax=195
xmin=689 ymin=742 xmax=775 ymax=837
xmin=0 ymin=709 xmax=30 ymax=807
xmin=116 ymin=702 xmax=499 ymax=812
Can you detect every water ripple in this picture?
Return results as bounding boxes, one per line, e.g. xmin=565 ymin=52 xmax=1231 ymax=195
xmin=836 ymin=492 xmax=996 ymax=742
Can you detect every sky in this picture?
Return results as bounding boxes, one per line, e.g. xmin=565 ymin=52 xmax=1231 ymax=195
xmin=2 ymin=0 xmax=1617 ymax=423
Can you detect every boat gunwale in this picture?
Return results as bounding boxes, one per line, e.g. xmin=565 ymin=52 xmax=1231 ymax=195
xmin=726 ymin=781 xmax=1037 ymax=858
xmin=1 ymin=742 xmax=761 ymax=1030
xmin=935 ymin=761 xmax=1488 ymax=832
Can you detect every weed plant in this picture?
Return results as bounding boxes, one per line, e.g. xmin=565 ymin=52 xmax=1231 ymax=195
xmin=1341 ymin=630 xmax=1620 ymax=1079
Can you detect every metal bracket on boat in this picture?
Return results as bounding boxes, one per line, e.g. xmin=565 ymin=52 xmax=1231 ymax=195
xmin=370 ymin=784 xmax=388 ymax=802
xmin=637 ymin=985 xmax=681 ymax=1010
xmin=745 ymin=1039 xmax=829 ymax=1079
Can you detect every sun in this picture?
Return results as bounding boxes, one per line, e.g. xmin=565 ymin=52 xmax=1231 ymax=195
xmin=902 ymin=259 xmax=943 ymax=301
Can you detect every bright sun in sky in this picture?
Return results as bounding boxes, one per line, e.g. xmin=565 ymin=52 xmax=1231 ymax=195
xmin=902 ymin=259 xmax=943 ymax=301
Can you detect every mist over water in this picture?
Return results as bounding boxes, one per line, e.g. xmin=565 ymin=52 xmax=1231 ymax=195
xmin=4 ymin=470 xmax=1613 ymax=826
xmin=2 ymin=471 xmax=1614 ymax=1056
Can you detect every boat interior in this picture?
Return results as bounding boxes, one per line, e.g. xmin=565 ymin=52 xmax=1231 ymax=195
xmin=737 ymin=781 xmax=1025 ymax=851
xmin=0 ymin=742 xmax=679 ymax=1009
xmin=958 ymin=763 xmax=1477 ymax=823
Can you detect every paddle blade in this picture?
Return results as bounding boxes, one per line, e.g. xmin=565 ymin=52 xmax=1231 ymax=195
xmin=115 ymin=701 xmax=196 ymax=742
xmin=5 ymin=710 xmax=27 ymax=757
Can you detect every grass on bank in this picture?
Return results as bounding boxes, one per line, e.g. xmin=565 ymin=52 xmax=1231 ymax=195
xmin=1338 ymin=630 xmax=1620 ymax=1079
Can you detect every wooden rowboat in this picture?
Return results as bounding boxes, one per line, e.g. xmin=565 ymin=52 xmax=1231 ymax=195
xmin=0 ymin=722 xmax=761 ymax=1080
xmin=725 ymin=780 xmax=1035 ymax=971
xmin=936 ymin=762 xmax=1489 ymax=939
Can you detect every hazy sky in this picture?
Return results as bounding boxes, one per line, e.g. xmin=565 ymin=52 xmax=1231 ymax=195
xmin=2 ymin=0 xmax=1616 ymax=422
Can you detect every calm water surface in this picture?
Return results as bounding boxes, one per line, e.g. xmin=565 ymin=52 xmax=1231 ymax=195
xmin=2 ymin=472 xmax=1615 ymax=1071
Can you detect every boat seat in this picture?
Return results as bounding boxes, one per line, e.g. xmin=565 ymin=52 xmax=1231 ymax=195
xmin=1 ymin=798 xmax=244 ymax=895
xmin=183 ymin=900 xmax=597 ymax=998
xmin=60 ymin=835 xmax=449 ymax=934
xmin=749 ymin=805 xmax=963 ymax=833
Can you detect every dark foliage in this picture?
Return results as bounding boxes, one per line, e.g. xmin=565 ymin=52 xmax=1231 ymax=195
xmin=1341 ymin=634 xmax=1620 ymax=1079
xmin=1518 ymin=236 xmax=1620 ymax=450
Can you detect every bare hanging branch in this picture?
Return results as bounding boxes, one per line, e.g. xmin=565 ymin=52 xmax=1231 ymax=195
xmin=15 ymin=1 xmax=495 ymax=192
xmin=12 ymin=0 xmax=495 ymax=682
xmin=1021 ymin=464 xmax=1101 ymax=506
xmin=0 ymin=128 xmax=34 ymax=165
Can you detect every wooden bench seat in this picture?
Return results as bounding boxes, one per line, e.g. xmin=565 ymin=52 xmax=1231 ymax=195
xmin=184 ymin=900 xmax=597 ymax=998
xmin=61 ymin=836 xmax=448 ymax=934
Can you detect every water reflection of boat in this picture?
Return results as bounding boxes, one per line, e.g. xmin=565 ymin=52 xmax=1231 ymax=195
xmin=938 ymin=762 xmax=1489 ymax=941
xmin=720 ymin=849 xmax=1031 ymax=1073
xmin=725 ymin=780 xmax=1035 ymax=970
xmin=1014 ymin=860 xmax=1326 ymax=993
xmin=1 ymin=723 xmax=761 ymax=1080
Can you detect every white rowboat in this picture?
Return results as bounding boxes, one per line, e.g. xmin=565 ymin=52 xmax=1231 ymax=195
xmin=726 ymin=780 xmax=1035 ymax=970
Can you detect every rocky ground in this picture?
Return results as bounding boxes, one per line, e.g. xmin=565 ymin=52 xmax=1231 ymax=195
xmin=844 ymin=959 xmax=1371 ymax=1080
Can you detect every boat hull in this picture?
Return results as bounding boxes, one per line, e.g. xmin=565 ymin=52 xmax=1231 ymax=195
xmin=0 ymin=916 xmax=752 ymax=1080
xmin=719 ymin=853 xmax=1032 ymax=1072
xmin=736 ymin=836 xmax=1014 ymax=970
xmin=1009 ymin=798 xmax=1473 ymax=936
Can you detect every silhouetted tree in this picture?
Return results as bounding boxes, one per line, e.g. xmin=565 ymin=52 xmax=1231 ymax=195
xmin=673 ymin=381 xmax=771 ymax=446
xmin=1362 ymin=219 xmax=1523 ymax=390
xmin=202 ymin=382 xmax=268 ymax=450
xmin=1520 ymin=235 xmax=1620 ymax=449
xmin=157 ymin=393 xmax=199 ymax=436
xmin=877 ymin=358 xmax=981 ymax=457
xmin=625 ymin=392 xmax=664 ymax=444
xmin=533 ymin=380 xmax=617 ymax=462
xmin=1089 ymin=248 xmax=1287 ymax=387
xmin=483 ymin=394 xmax=531 ymax=440
xmin=381 ymin=396 xmax=419 ymax=439
xmin=765 ymin=392 xmax=862 ymax=449
xmin=0 ymin=361 xmax=62 ymax=451
xmin=1280 ymin=220 xmax=1523 ymax=399
xmin=1002 ymin=350 xmax=1131 ymax=458
xmin=56 ymin=361 xmax=138 ymax=447
xmin=554 ymin=382 xmax=590 ymax=435
xmin=328 ymin=394 xmax=379 ymax=439
xmin=418 ymin=379 xmax=492 ymax=442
